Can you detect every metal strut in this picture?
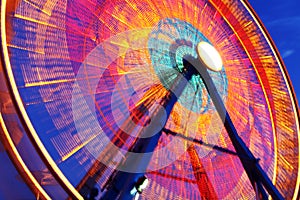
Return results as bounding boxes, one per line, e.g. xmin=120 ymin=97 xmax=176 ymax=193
xmin=187 ymin=57 xmax=284 ymax=200
xmin=100 ymin=59 xmax=196 ymax=200
xmin=99 ymin=56 xmax=284 ymax=200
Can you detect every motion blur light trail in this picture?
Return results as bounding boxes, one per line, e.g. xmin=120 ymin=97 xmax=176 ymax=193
xmin=0 ymin=0 xmax=299 ymax=199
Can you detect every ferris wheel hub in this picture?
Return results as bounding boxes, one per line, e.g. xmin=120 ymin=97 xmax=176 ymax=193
xmin=197 ymin=41 xmax=223 ymax=72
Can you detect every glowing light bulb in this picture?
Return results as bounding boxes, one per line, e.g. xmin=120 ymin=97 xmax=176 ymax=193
xmin=197 ymin=41 xmax=223 ymax=72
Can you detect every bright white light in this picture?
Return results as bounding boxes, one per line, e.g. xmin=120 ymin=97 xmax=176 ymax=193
xmin=131 ymin=176 xmax=149 ymax=196
xmin=197 ymin=41 xmax=223 ymax=72
xmin=130 ymin=187 xmax=137 ymax=195
xmin=139 ymin=178 xmax=149 ymax=190
xmin=134 ymin=193 xmax=140 ymax=200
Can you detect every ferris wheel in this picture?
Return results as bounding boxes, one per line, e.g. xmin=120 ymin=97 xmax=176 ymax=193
xmin=0 ymin=0 xmax=299 ymax=199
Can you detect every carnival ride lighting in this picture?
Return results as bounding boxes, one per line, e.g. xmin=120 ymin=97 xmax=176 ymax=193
xmin=130 ymin=175 xmax=149 ymax=195
xmin=0 ymin=0 xmax=299 ymax=199
xmin=197 ymin=41 xmax=223 ymax=72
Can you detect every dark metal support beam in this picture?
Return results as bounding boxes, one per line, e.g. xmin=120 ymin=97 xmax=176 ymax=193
xmin=100 ymin=60 xmax=195 ymax=200
xmin=99 ymin=55 xmax=283 ymax=200
xmin=188 ymin=57 xmax=284 ymax=200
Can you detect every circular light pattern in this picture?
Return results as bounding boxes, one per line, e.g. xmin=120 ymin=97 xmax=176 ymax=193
xmin=0 ymin=0 xmax=299 ymax=200
xmin=148 ymin=17 xmax=228 ymax=114
xmin=197 ymin=41 xmax=223 ymax=72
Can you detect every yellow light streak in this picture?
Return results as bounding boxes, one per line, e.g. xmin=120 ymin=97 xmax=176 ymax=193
xmin=279 ymin=122 xmax=295 ymax=134
xmin=7 ymin=43 xmax=44 ymax=54
xmin=24 ymin=74 xmax=113 ymax=88
xmin=23 ymin=0 xmax=50 ymax=16
xmin=41 ymin=0 xmax=57 ymax=16
xmin=135 ymin=85 xmax=165 ymax=107
xmin=0 ymin=112 xmax=51 ymax=199
xmin=279 ymin=154 xmax=293 ymax=169
xmin=25 ymin=78 xmax=75 ymax=87
xmin=106 ymin=12 xmax=135 ymax=30
xmin=13 ymin=14 xmax=65 ymax=30
xmin=260 ymin=55 xmax=273 ymax=60
xmin=61 ymin=134 xmax=98 ymax=162
xmin=1 ymin=2 xmax=83 ymax=199
xmin=243 ymin=20 xmax=252 ymax=28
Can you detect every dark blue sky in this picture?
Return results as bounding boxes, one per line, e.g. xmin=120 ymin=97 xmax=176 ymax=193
xmin=249 ymin=0 xmax=300 ymax=105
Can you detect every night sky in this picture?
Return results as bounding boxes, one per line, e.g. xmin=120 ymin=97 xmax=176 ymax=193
xmin=249 ymin=0 xmax=300 ymax=103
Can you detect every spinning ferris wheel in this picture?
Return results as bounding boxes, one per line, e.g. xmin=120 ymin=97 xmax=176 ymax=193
xmin=0 ymin=0 xmax=299 ymax=199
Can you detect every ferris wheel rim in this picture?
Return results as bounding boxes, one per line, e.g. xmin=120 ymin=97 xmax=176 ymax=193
xmin=0 ymin=0 xmax=299 ymax=199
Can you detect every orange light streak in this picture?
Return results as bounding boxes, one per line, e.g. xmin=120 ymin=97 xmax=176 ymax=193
xmin=209 ymin=0 xmax=278 ymax=186
xmin=241 ymin=1 xmax=300 ymax=199
xmin=1 ymin=2 xmax=83 ymax=198
xmin=0 ymin=112 xmax=51 ymax=199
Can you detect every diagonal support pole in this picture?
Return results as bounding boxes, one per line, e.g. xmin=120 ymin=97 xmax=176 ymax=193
xmin=187 ymin=56 xmax=284 ymax=200
xmin=100 ymin=60 xmax=196 ymax=200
